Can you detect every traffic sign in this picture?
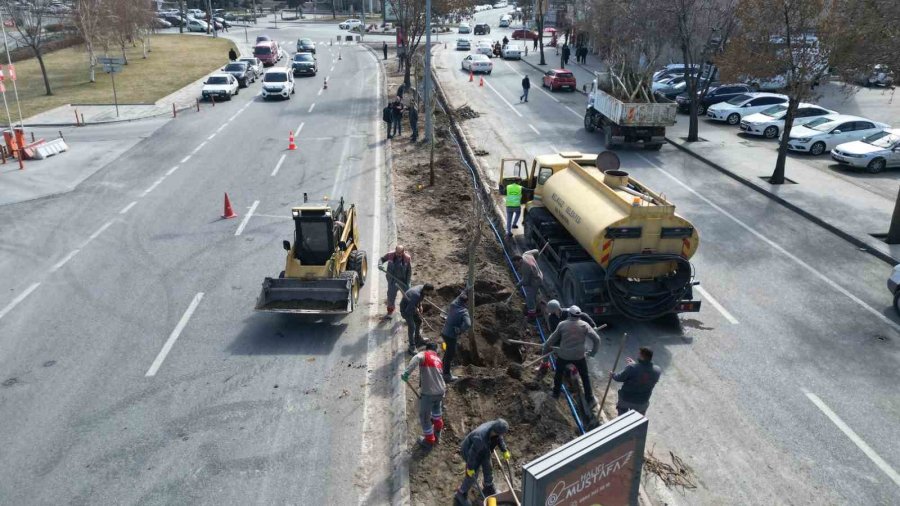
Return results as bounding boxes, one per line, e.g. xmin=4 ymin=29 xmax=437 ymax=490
xmin=97 ymin=56 xmax=125 ymax=65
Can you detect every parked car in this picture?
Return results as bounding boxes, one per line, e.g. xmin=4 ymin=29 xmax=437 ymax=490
xmin=831 ymin=128 xmax=900 ymax=173
xmin=745 ymin=74 xmax=787 ymax=91
xmin=296 ymin=38 xmax=316 ymax=54
xmin=543 ymin=69 xmax=576 ymax=91
xmin=499 ymin=15 xmax=511 ymax=27
xmin=461 ymin=54 xmax=493 ymax=74
xmin=474 ymin=23 xmax=490 ymax=35
xmin=653 ymin=76 xmax=717 ymax=101
xmin=261 ymin=68 xmax=295 ymax=100
xmin=511 ymin=29 xmax=538 ymax=41
xmin=740 ymin=103 xmax=837 ymax=139
xmin=291 ymin=52 xmax=318 ymax=76
xmin=475 ymin=40 xmax=494 ymax=57
xmin=458 ymin=22 xmax=471 ymax=34
xmin=222 ymin=61 xmax=255 ymax=87
xmin=152 ymin=18 xmax=173 ymax=29
xmin=675 ymin=83 xmax=751 ymax=115
xmin=786 ymin=115 xmax=889 ymax=155
xmin=501 ymin=44 xmax=523 ymax=60
xmin=238 ymin=57 xmax=263 ymax=79
xmin=161 ymin=15 xmax=183 ymax=26
xmin=186 ymin=19 xmax=209 ymax=32
xmin=201 ymin=74 xmax=239 ymax=101
xmin=492 ymin=1 xmax=508 ymax=8
xmin=253 ymin=41 xmax=280 ymax=66
xmin=339 ymin=19 xmax=361 ymax=30
xmin=857 ymin=64 xmax=894 ymax=87
xmin=652 ymin=64 xmax=699 ymax=82
xmin=455 ymin=38 xmax=471 ymax=51
xmin=706 ymin=92 xmax=788 ymax=125
xmin=213 ymin=17 xmax=230 ymax=29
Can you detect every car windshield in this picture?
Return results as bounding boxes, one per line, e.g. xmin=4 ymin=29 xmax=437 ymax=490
xmin=264 ymin=73 xmax=287 ymax=82
xmin=293 ymin=54 xmax=314 ymax=61
xmin=863 ymin=130 xmax=900 ymax=148
xmin=224 ymin=64 xmax=245 ymax=72
xmin=472 ymin=55 xmax=490 ymax=61
xmin=726 ymin=94 xmax=752 ymax=105
xmin=760 ymin=105 xmax=787 ymax=117
xmin=806 ymin=118 xmax=835 ymax=131
xmin=300 ymin=39 xmax=312 ymax=44
xmin=256 ymin=36 xmax=270 ymax=42
xmin=207 ymin=76 xmax=228 ymax=85
xmin=238 ymin=58 xmax=256 ymax=65
xmin=254 ymin=46 xmax=271 ymax=55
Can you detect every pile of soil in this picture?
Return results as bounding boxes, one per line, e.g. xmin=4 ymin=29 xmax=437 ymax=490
xmin=381 ymin=62 xmax=579 ymax=505
xmin=455 ymin=105 xmax=480 ymax=120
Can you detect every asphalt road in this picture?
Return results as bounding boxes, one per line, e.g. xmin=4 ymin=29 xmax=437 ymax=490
xmin=0 ymin=23 xmax=397 ymax=505
xmin=439 ymin=7 xmax=900 ymax=505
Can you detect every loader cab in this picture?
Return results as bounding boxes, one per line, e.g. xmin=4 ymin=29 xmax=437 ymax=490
xmin=291 ymin=207 xmax=335 ymax=266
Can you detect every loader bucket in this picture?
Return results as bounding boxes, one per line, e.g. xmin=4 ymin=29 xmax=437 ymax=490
xmin=254 ymin=276 xmax=355 ymax=315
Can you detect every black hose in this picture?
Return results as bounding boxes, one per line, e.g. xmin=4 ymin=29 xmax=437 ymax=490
xmin=605 ymin=254 xmax=694 ymax=321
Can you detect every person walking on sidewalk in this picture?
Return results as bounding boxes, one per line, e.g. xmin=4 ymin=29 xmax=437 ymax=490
xmin=408 ymin=103 xmax=419 ymax=142
xmin=454 ymin=419 xmax=512 ymax=506
xmin=400 ymin=283 xmax=434 ymax=355
xmin=391 ymin=99 xmax=404 ymax=137
xmin=543 ymin=306 xmax=601 ymax=404
xmin=383 ymin=41 xmax=388 ymax=60
xmin=513 ymin=249 xmax=542 ymax=320
xmin=380 ymin=245 xmax=412 ymax=315
xmin=441 ymin=291 xmax=471 ymax=382
xmin=532 ymin=37 xmax=537 ymax=51
xmin=505 ymin=180 xmax=522 ymax=235
xmin=382 ymin=103 xmax=394 ymax=139
xmin=609 ymin=346 xmax=662 ymax=416
xmin=402 ymin=342 xmax=447 ymax=448
xmin=519 ymin=75 xmax=530 ymax=102
xmin=228 ymin=48 xmax=237 ymax=61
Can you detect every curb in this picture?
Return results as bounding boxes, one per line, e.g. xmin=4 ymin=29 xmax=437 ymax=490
xmin=6 ymin=105 xmax=193 ymax=128
xmin=666 ymin=137 xmax=900 ymax=266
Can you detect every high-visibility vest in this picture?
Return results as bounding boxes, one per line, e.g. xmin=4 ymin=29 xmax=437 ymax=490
xmin=506 ymin=183 xmax=522 ymax=207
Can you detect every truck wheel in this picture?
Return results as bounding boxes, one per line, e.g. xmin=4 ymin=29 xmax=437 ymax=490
xmin=348 ymin=250 xmax=368 ymax=287
xmin=584 ymin=111 xmax=595 ymax=132
xmin=561 ymin=270 xmax=587 ymax=308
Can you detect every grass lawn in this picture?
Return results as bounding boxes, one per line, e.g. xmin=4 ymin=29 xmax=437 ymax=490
xmin=9 ymin=34 xmax=236 ymax=120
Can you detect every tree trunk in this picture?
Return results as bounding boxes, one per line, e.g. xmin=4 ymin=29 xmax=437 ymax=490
xmin=687 ymin=101 xmax=699 ymax=141
xmin=771 ymin=97 xmax=800 ymax=184
xmin=34 ymin=50 xmax=52 ymax=95
xmin=537 ymin=16 xmax=545 ymax=65
xmin=466 ymin=195 xmax=482 ymax=364
xmin=403 ymin=54 xmax=412 ymax=86
xmin=87 ymin=45 xmax=96 ymax=83
xmin=887 ymin=187 xmax=900 ymax=244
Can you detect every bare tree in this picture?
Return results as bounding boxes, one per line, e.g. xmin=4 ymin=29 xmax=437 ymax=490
xmin=2 ymin=0 xmax=52 ymax=95
xmin=386 ymin=0 xmax=427 ymax=85
xmin=535 ymin=0 xmax=547 ymax=65
xmin=72 ymin=0 xmax=105 ymax=82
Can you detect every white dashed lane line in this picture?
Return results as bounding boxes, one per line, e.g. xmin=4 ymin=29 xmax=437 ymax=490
xmin=235 ymin=200 xmax=260 ymax=236
xmin=529 ymin=124 xmax=541 ymax=135
xmin=271 ymin=154 xmax=287 ymax=177
xmin=87 ymin=220 xmax=114 ymax=243
xmin=180 ymin=155 xmax=191 ymax=164
xmin=141 ymin=177 xmax=165 ymax=197
xmin=308 ymin=103 xmax=316 ymax=113
xmin=145 ymin=292 xmax=205 ymax=377
xmin=50 ymin=249 xmax=80 ymax=272
xmin=0 ymin=282 xmax=41 ymax=321
xmin=165 ymin=165 xmax=180 ymax=176
xmin=694 ymin=285 xmax=739 ymax=324
xmin=119 ymin=201 xmax=138 ymax=215
xmin=191 ymin=141 xmax=207 ymax=155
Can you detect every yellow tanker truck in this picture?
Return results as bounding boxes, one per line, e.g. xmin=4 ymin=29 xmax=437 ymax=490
xmin=499 ymin=151 xmax=701 ymax=320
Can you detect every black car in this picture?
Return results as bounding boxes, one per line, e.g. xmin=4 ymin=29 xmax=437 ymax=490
xmin=162 ymin=15 xmax=184 ymax=27
xmin=296 ymin=38 xmax=316 ymax=54
xmin=222 ymin=62 xmax=254 ymax=87
xmin=674 ymin=83 xmax=752 ymax=115
xmin=291 ymin=53 xmax=318 ymax=76
xmin=474 ymin=23 xmax=490 ymax=35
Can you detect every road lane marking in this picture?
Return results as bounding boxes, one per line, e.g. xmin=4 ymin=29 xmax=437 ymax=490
xmin=50 ymin=249 xmax=80 ymax=272
xmin=565 ymin=105 xmax=584 ymax=119
xmin=0 ymin=282 xmax=41 ymax=321
xmin=641 ymin=155 xmax=900 ymax=333
xmin=207 ymin=133 xmax=216 ymax=140
xmin=271 ymin=154 xmax=287 ymax=177
xmin=482 ymin=78 xmax=523 ymax=118
xmin=141 ymin=177 xmax=165 ymax=197
xmin=317 ymin=88 xmax=323 ymax=96
xmin=191 ymin=141 xmax=207 ymax=154
xmin=330 ymin=66 xmax=334 ymax=72
xmin=296 ymin=121 xmax=305 ymax=135
xmin=88 ymin=220 xmax=114 ymax=242
xmin=119 ymin=201 xmax=138 ymax=214
xmin=694 ymin=285 xmax=738 ymax=324
xmin=529 ymin=124 xmax=541 ymax=135
xmin=165 ymin=165 xmax=180 ymax=176
xmin=145 ymin=292 xmax=204 ymax=377
xmin=550 ymin=144 xmax=560 ymax=152
xmin=180 ymin=155 xmax=191 ymax=164
xmin=504 ymin=61 xmax=523 ymax=76
xmin=235 ymin=200 xmax=259 ymax=236
xmin=804 ymin=390 xmax=900 ymax=489
xmin=308 ymin=103 xmax=316 ymax=113
xmin=217 ymin=123 xmax=227 ymax=132
xmin=531 ymin=82 xmax=560 ymax=103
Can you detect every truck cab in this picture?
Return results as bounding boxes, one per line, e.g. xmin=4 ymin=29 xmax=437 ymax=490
xmin=498 ymin=152 xmax=600 ymax=208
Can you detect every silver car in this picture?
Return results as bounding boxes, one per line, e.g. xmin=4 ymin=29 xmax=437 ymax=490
xmin=831 ymin=129 xmax=900 ymax=173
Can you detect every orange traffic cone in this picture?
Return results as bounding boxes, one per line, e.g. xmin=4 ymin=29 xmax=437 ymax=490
xmin=222 ymin=193 xmax=237 ymax=219
xmin=288 ymin=130 xmax=296 ymax=150
xmin=469 ymin=70 xmax=474 ymax=82
xmin=479 ymin=76 xmax=484 ymax=87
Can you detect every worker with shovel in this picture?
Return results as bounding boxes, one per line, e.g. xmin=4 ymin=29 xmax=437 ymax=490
xmin=512 ymin=250 xmax=543 ymax=321
xmin=542 ymin=306 xmax=601 ymax=404
xmin=402 ymin=341 xmax=447 ymax=448
xmin=379 ymin=245 xmax=412 ymax=316
xmin=441 ymin=290 xmax=471 ymax=383
xmin=535 ymin=300 xmax=599 ymax=375
xmin=454 ymin=418 xmax=511 ymax=506
xmin=609 ymin=346 xmax=661 ymax=416
xmin=400 ymin=283 xmax=435 ymax=355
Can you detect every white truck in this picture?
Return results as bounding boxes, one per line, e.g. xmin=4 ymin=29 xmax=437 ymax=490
xmin=584 ymin=72 xmax=677 ymax=150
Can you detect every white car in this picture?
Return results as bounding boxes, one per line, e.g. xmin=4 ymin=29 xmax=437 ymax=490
xmin=475 ymin=39 xmax=494 ymax=57
xmin=706 ymin=92 xmax=788 ymax=125
xmin=501 ymin=44 xmax=522 ymax=60
xmin=461 ymin=54 xmax=493 ymax=74
xmin=786 ymin=115 xmax=889 ymax=155
xmin=339 ymin=19 xmax=361 ymax=29
xmin=186 ymin=19 xmax=209 ymax=32
xmin=458 ymin=22 xmax=471 ymax=34
xmin=260 ymin=68 xmax=295 ymax=100
xmin=455 ymin=38 xmax=471 ymax=51
xmin=831 ymin=128 xmax=900 ymax=173
xmin=499 ymin=15 xmax=511 ymax=27
xmin=493 ymin=1 xmax=508 ymax=8
xmin=238 ymin=57 xmax=264 ymax=78
xmin=739 ymin=103 xmax=837 ymax=139
xmin=201 ymin=74 xmax=239 ymax=101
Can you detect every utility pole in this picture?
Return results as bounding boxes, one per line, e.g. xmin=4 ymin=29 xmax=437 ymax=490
xmin=360 ymin=0 xmax=365 ymax=41
xmin=424 ymin=0 xmax=432 ymax=142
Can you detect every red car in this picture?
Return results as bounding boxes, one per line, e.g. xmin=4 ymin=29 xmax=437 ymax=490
xmin=511 ymin=29 xmax=539 ymax=41
xmin=542 ymin=69 xmax=576 ymax=91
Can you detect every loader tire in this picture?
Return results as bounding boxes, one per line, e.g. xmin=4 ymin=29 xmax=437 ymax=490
xmin=348 ymin=250 xmax=368 ymax=287
xmin=340 ymin=271 xmax=360 ymax=312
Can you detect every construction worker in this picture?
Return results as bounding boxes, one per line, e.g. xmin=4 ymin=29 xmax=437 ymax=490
xmin=512 ymin=249 xmax=542 ymax=320
xmin=380 ymin=245 xmax=412 ymax=315
xmin=454 ymin=419 xmax=511 ymax=505
xmin=400 ymin=283 xmax=435 ymax=355
xmin=505 ymin=180 xmax=522 ymax=236
xmin=536 ymin=300 xmax=598 ymax=374
xmin=609 ymin=346 xmax=661 ymax=416
xmin=543 ymin=306 xmax=600 ymax=404
xmin=441 ymin=291 xmax=471 ymax=382
xmin=402 ymin=341 xmax=446 ymax=448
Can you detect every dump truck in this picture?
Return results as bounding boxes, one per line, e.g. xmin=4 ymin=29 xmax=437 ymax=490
xmin=255 ymin=196 xmax=368 ymax=316
xmin=584 ymin=72 xmax=677 ymax=150
xmin=499 ymin=152 xmax=700 ymax=320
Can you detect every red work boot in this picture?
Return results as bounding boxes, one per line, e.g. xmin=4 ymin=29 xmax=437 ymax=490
xmin=386 ymin=305 xmax=395 ymax=315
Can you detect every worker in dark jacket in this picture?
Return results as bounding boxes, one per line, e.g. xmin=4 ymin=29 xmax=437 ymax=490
xmin=400 ymin=283 xmax=434 ymax=355
xmin=454 ymin=419 xmax=511 ymax=505
xmin=391 ymin=99 xmax=404 ymax=137
xmin=383 ymin=103 xmax=393 ymax=139
xmin=382 ymin=41 xmax=388 ymax=60
xmin=440 ymin=291 xmax=471 ymax=382
xmin=536 ymin=300 xmax=598 ymax=374
xmin=609 ymin=346 xmax=661 ymax=416
xmin=402 ymin=341 xmax=446 ymax=447
xmin=228 ymin=48 xmax=237 ymax=61
xmin=380 ymin=245 xmax=412 ymax=315
xmin=543 ymin=306 xmax=600 ymax=403
xmin=519 ymin=75 xmax=530 ymax=102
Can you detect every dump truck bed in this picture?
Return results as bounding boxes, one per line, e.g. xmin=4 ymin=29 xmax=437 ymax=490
xmin=255 ymin=277 xmax=353 ymax=315
xmin=588 ymin=88 xmax=677 ymax=127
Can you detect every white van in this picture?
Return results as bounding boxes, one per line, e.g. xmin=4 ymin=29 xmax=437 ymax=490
xmin=499 ymin=15 xmax=511 ymax=27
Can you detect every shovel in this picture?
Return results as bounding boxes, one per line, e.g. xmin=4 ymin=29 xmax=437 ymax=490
xmin=493 ymin=449 xmax=521 ymax=506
